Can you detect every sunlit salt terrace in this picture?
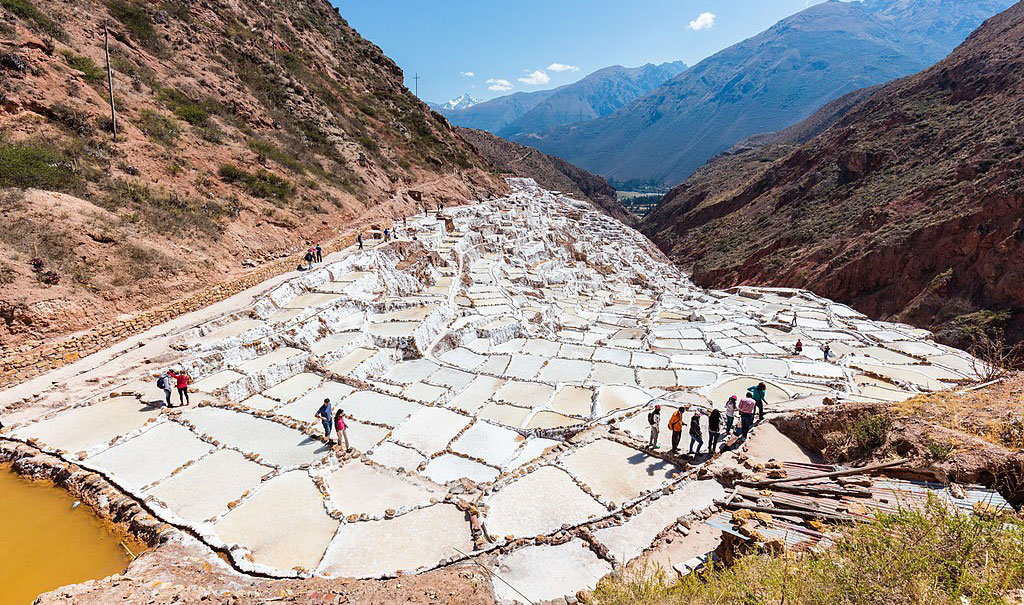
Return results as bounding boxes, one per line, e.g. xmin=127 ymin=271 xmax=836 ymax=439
xmin=3 ymin=179 xmax=985 ymax=596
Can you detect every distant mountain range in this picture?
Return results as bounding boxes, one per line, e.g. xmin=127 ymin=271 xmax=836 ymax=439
xmin=432 ymin=93 xmax=482 ymax=111
xmin=641 ymin=0 xmax=1024 ymax=346
xmin=515 ymin=0 xmax=1015 ymax=189
xmin=436 ymin=62 xmax=687 ymax=138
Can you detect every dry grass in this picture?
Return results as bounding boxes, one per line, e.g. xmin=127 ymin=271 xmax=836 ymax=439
xmin=894 ymin=375 xmax=1024 ymax=452
xmin=595 ymin=498 xmax=1024 ymax=605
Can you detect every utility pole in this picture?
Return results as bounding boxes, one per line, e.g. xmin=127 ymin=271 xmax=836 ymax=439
xmin=413 ymin=73 xmax=420 ymax=98
xmin=104 ymin=21 xmax=116 ymax=141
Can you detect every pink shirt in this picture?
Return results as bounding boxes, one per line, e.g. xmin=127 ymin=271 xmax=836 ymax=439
xmin=738 ymin=396 xmax=757 ymax=415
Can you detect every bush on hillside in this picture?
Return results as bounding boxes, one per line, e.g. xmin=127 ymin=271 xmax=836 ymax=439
xmin=0 ymin=140 xmax=78 ymax=191
xmin=136 ymin=109 xmax=182 ymax=146
xmin=0 ymin=0 xmax=63 ymax=39
xmin=595 ymin=497 xmax=1024 ymax=605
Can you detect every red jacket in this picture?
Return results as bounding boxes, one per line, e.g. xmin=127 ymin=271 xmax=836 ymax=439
xmin=169 ymin=371 xmax=189 ymax=389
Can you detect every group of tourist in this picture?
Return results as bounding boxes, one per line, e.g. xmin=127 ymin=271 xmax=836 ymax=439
xmin=302 ymin=244 xmax=324 ymax=270
xmin=648 ymin=382 xmax=770 ymax=457
xmin=157 ymin=369 xmax=191 ymax=408
xmin=314 ymin=398 xmax=351 ymax=452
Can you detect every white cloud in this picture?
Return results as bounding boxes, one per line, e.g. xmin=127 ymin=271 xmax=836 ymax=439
xmin=688 ymin=12 xmax=716 ymax=31
xmin=547 ymin=63 xmax=579 ymax=73
xmin=486 ymin=78 xmax=513 ymax=92
xmin=518 ymin=70 xmax=551 ymax=86
xmin=460 ymin=71 xmax=475 ymax=77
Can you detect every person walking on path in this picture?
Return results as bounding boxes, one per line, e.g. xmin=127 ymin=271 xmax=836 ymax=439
xmin=794 ymin=339 xmax=804 ymax=355
xmin=724 ymin=395 xmax=738 ymax=435
xmin=334 ymin=409 xmax=350 ymax=451
xmin=357 ymin=233 xmax=363 ymax=250
xmin=157 ymin=373 xmax=172 ymax=407
xmin=384 ymin=228 xmax=390 ymax=242
xmin=708 ymin=408 xmax=722 ymax=453
xmin=688 ymin=411 xmax=703 ymax=455
xmin=167 ymin=370 xmax=190 ymax=406
xmin=647 ymin=405 xmax=661 ymax=448
xmin=668 ymin=407 xmax=684 ymax=454
xmin=303 ymin=249 xmax=314 ymax=271
xmin=823 ymin=343 xmax=832 ymax=361
xmin=315 ymin=244 xmax=323 ymax=263
xmin=749 ymin=383 xmax=768 ymax=422
xmin=315 ymin=398 xmax=333 ymax=439
xmin=738 ymin=393 xmax=757 ymax=440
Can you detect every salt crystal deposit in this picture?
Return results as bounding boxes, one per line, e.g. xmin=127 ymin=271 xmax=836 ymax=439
xmin=3 ymin=179 xmax=985 ymax=594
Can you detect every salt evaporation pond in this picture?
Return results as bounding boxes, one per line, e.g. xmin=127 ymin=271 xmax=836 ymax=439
xmin=0 ymin=466 xmax=144 ymax=604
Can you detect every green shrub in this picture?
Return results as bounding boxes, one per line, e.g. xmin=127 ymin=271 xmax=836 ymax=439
xmin=106 ymin=0 xmax=161 ymax=51
xmin=60 ymin=50 xmax=104 ymax=83
xmin=196 ymin=124 xmax=224 ymax=143
xmin=244 ymin=169 xmax=294 ymax=202
xmin=596 ymin=497 xmax=1024 ymax=605
xmin=47 ymin=103 xmax=95 ymax=136
xmin=849 ymin=413 xmax=893 ymax=450
xmin=104 ymin=178 xmax=224 ymax=236
xmin=157 ymin=88 xmax=210 ymax=125
xmin=136 ymin=108 xmax=181 ymax=145
xmin=0 ymin=0 xmax=63 ymax=38
xmin=925 ymin=439 xmax=955 ymax=461
xmin=217 ymin=164 xmax=246 ymax=182
xmin=0 ymin=140 xmax=78 ymax=191
xmin=247 ymin=138 xmax=305 ymax=173
xmin=217 ymin=164 xmax=294 ymax=202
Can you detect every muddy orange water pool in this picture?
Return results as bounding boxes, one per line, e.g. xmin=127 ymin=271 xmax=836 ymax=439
xmin=0 ymin=465 xmax=144 ymax=604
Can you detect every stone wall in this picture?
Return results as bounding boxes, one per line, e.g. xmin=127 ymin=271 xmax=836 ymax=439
xmin=0 ymin=235 xmax=358 ymax=388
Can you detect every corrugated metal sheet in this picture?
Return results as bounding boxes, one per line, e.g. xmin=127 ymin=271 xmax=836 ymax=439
xmin=709 ymin=461 xmax=1013 ymax=549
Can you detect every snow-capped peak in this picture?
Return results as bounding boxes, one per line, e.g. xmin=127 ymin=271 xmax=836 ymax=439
xmin=443 ymin=93 xmax=482 ymax=110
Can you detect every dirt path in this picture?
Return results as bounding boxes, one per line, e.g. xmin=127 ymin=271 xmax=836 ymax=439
xmin=0 ymin=243 xmax=364 ymax=424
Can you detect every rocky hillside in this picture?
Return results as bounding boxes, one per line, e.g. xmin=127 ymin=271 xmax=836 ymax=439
xmin=520 ymin=0 xmax=1013 ymax=189
xmin=642 ymin=1 xmax=1024 ymax=346
xmin=456 ymin=127 xmax=634 ymax=226
xmin=441 ymin=62 xmax=686 ymax=138
xmin=0 ymin=0 xmax=505 ymax=348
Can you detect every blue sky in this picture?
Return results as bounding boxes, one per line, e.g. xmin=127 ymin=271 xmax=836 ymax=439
xmin=335 ymin=0 xmax=832 ymax=103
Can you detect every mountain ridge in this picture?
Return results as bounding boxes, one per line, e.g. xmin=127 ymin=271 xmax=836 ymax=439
xmin=439 ymin=61 xmax=686 ymax=137
xmin=641 ymin=0 xmax=1024 ymax=345
xmin=517 ymin=0 xmax=1014 ymax=189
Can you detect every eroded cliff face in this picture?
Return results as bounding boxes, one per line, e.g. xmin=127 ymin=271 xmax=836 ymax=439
xmin=642 ymin=2 xmax=1024 ymax=347
xmin=0 ymin=0 xmax=505 ymax=348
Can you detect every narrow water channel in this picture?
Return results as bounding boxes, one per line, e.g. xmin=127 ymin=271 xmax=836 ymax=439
xmin=0 ymin=465 xmax=144 ymax=605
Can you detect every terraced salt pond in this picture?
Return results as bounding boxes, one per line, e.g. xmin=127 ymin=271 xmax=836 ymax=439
xmin=1 ymin=178 xmax=987 ymax=600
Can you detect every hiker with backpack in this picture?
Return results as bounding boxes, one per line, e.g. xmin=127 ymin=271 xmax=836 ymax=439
xmin=708 ymin=408 xmax=722 ymax=453
xmin=303 ymin=249 xmax=314 ymax=270
xmin=315 ymin=398 xmax=333 ymax=438
xmin=688 ymin=411 xmax=703 ymax=455
xmin=167 ymin=370 xmax=190 ymax=406
xmin=749 ymin=383 xmax=768 ymax=422
xmin=157 ymin=373 xmax=172 ymax=407
xmin=724 ymin=395 xmax=738 ymax=435
xmin=647 ymin=404 xmax=661 ymax=448
xmin=738 ymin=393 xmax=757 ymax=440
xmin=668 ymin=406 xmax=684 ymax=455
